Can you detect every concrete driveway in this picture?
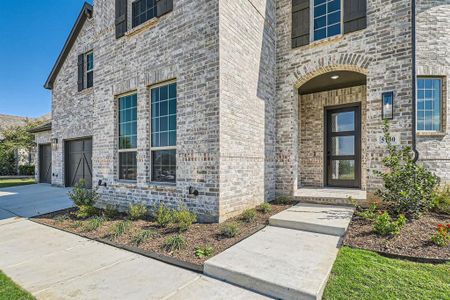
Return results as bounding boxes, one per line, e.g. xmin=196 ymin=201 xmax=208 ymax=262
xmin=0 ymin=184 xmax=73 ymax=220
xmin=0 ymin=219 xmax=267 ymax=299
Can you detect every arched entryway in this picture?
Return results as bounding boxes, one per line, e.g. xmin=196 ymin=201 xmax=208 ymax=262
xmin=296 ymin=69 xmax=367 ymax=190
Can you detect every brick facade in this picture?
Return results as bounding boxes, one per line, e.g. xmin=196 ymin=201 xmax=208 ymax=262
xmin=35 ymin=0 xmax=450 ymax=222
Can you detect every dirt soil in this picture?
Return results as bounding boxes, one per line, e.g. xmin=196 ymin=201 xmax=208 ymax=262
xmin=344 ymin=211 xmax=450 ymax=260
xmin=33 ymin=203 xmax=293 ymax=266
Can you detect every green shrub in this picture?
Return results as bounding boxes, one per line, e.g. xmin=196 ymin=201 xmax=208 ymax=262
xmin=356 ymin=202 xmax=379 ymax=221
xmin=76 ymin=205 xmax=98 ymax=219
xmin=103 ymin=204 xmax=119 ymax=219
xmin=128 ymin=203 xmax=148 ymax=220
xmin=195 ymin=245 xmax=214 ymax=258
xmin=164 ymin=235 xmax=187 ymax=252
xmin=19 ymin=165 xmax=35 ymax=176
xmin=373 ymin=211 xmax=407 ymax=236
xmin=257 ymin=203 xmax=272 ymax=214
xmin=220 ymin=222 xmax=240 ymax=238
xmin=82 ymin=217 xmax=104 ymax=232
xmin=375 ymin=121 xmax=439 ymax=218
xmin=431 ymin=224 xmax=450 ymax=247
xmin=110 ymin=220 xmax=132 ymax=239
xmin=274 ymin=196 xmax=291 ymax=205
xmin=54 ymin=214 xmax=70 ymax=223
xmin=241 ymin=208 xmax=257 ymax=223
xmin=68 ymin=179 xmax=98 ymax=207
xmin=70 ymin=220 xmax=83 ymax=229
xmin=0 ymin=146 xmax=16 ymax=176
xmin=431 ymin=185 xmax=450 ymax=215
xmin=154 ymin=203 xmax=173 ymax=227
xmin=173 ymin=208 xmax=197 ymax=232
xmin=132 ymin=229 xmax=156 ymax=246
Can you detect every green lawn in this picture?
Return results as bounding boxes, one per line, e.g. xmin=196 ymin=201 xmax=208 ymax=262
xmin=324 ymin=247 xmax=450 ymax=300
xmin=0 ymin=271 xmax=34 ymax=300
xmin=0 ymin=178 xmax=35 ymax=189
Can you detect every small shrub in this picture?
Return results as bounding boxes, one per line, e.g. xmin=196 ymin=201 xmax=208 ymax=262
xmin=128 ymin=203 xmax=148 ymax=220
xmin=356 ymin=202 xmax=379 ymax=221
xmin=220 ymin=222 xmax=240 ymax=238
xmin=241 ymin=208 xmax=257 ymax=223
xmin=19 ymin=165 xmax=35 ymax=176
xmin=76 ymin=205 xmax=98 ymax=219
xmin=375 ymin=121 xmax=439 ymax=218
xmin=154 ymin=203 xmax=174 ymax=228
xmin=70 ymin=221 xmax=83 ymax=229
xmin=68 ymin=179 xmax=98 ymax=207
xmin=103 ymin=204 xmax=119 ymax=219
xmin=54 ymin=214 xmax=70 ymax=223
xmin=431 ymin=224 xmax=450 ymax=247
xmin=132 ymin=229 xmax=156 ymax=246
xmin=274 ymin=196 xmax=291 ymax=205
xmin=82 ymin=217 xmax=104 ymax=232
xmin=164 ymin=235 xmax=187 ymax=252
xmin=110 ymin=220 xmax=132 ymax=239
xmin=173 ymin=208 xmax=197 ymax=232
xmin=257 ymin=203 xmax=272 ymax=214
xmin=195 ymin=245 xmax=214 ymax=258
xmin=373 ymin=211 xmax=407 ymax=236
xmin=432 ymin=185 xmax=450 ymax=215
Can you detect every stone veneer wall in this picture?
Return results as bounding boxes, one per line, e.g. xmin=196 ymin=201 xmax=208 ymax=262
xmin=218 ymin=0 xmax=276 ymax=220
xmin=51 ymin=17 xmax=95 ymax=187
xmin=34 ymin=130 xmax=52 ymax=182
xmin=416 ymin=0 xmax=450 ymax=183
xmin=299 ymin=86 xmax=367 ymax=189
xmin=91 ymin=0 xmax=221 ymax=222
xmin=276 ymin=0 xmax=414 ymax=197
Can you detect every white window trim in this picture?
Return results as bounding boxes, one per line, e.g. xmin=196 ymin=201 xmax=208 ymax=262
xmin=149 ymin=79 xmax=177 ymax=183
xmin=310 ymin=0 xmax=344 ymax=43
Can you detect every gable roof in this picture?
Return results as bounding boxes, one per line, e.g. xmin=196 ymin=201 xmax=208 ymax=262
xmin=44 ymin=2 xmax=93 ymax=90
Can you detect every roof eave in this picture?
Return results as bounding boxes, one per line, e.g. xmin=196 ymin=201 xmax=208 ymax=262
xmin=44 ymin=2 xmax=93 ymax=90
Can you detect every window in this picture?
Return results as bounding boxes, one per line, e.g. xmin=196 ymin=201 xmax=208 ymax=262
xmin=86 ymin=51 xmax=94 ymax=89
xmin=118 ymin=94 xmax=138 ymax=180
xmin=313 ymin=0 xmax=341 ymax=41
xmin=151 ymin=82 xmax=177 ymax=182
xmin=417 ymin=78 xmax=443 ymax=132
xmin=132 ymin=0 xmax=157 ymax=28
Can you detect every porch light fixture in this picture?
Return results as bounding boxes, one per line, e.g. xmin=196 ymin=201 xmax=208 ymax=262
xmin=382 ymin=91 xmax=394 ymax=120
xmin=331 ymin=75 xmax=339 ymax=80
xmin=51 ymin=138 xmax=58 ymax=150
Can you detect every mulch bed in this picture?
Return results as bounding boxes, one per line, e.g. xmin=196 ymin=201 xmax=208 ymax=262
xmin=32 ymin=203 xmax=293 ymax=268
xmin=344 ymin=210 xmax=450 ymax=261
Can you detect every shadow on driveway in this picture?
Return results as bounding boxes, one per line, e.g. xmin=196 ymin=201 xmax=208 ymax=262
xmin=0 ymin=184 xmax=73 ymax=220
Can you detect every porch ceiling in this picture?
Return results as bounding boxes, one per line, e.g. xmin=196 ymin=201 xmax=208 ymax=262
xmin=299 ymin=71 xmax=366 ymax=95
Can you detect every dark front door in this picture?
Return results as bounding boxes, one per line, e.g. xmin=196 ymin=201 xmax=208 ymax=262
xmin=65 ymin=138 xmax=93 ymax=188
xmin=39 ymin=144 xmax=52 ymax=184
xmin=326 ymin=105 xmax=361 ymax=188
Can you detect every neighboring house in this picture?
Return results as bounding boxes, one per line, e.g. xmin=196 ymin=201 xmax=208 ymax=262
xmin=0 ymin=113 xmax=49 ymax=174
xmin=31 ymin=0 xmax=450 ymax=222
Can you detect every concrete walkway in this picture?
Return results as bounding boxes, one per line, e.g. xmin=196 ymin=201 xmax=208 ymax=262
xmin=0 ymin=218 xmax=268 ymax=300
xmin=205 ymin=203 xmax=354 ymax=300
xmin=0 ymin=184 xmax=73 ymax=220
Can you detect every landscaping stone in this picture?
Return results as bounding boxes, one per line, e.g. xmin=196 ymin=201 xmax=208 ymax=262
xmin=269 ymin=203 xmax=354 ymax=236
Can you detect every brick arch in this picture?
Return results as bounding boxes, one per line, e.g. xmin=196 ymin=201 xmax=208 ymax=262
xmin=293 ymin=54 xmax=371 ymax=89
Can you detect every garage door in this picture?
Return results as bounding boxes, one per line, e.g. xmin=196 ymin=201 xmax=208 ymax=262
xmin=39 ymin=144 xmax=52 ymax=184
xmin=65 ymin=138 xmax=93 ymax=188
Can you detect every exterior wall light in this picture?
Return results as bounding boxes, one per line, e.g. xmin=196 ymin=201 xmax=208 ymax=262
xmin=382 ymin=91 xmax=394 ymax=120
xmin=51 ymin=138 xmax=59 ymax=150
xmin=331 ymin=75 xmax=339 ymax=80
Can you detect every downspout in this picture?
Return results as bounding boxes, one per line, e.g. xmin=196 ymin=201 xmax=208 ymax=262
xmin=412 ymin=0 xmax=419 ymax=162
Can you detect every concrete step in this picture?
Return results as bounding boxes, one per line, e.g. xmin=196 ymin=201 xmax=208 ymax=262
xmin=269 ymin=203 xmax=354 ymax=236
xmin=294 ymin=188 xmax=366 ymax=206
xmin=204 ymin=226 xmax=341 ymax=300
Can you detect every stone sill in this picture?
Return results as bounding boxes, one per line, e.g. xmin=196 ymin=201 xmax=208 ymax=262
xmin=417 ymin=131 xmax=447 ymax=138
xmin=125 ymin=18 xmax=159 ymax=38
xmin=111 ymin=180 xmax=177 ymax=192
xmin=292 ymin=28 xmax=366 ymax=51
xmin=78 ymin=87 xmax=94 ymax=96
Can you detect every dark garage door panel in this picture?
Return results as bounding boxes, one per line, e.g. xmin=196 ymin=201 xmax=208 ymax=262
xmin=65 ymin=138 xmax=92 ymax=188
xmin=39 ymin=144 xmax=52 ymax=184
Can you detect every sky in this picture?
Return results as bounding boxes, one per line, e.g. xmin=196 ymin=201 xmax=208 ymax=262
xmin=0 ymin=0 xmax=93 ymax=118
